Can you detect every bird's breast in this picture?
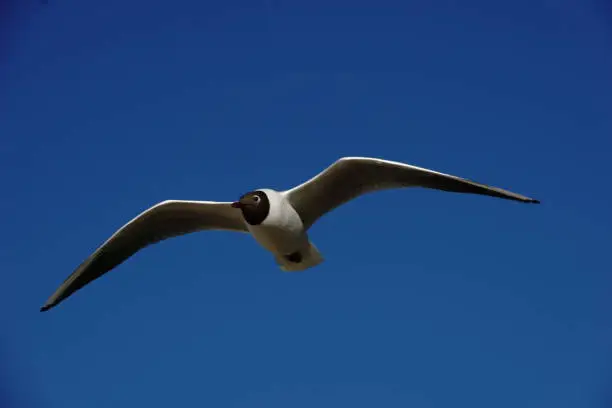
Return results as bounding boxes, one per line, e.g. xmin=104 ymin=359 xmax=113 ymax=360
xmin=247 ymin=224 xmax=305 ymax=254
xmin=247 ymin=196 xmax=307 ymax=254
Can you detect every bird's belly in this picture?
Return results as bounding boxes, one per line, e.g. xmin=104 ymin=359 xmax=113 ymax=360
xmin=247 ymin=225 xmax=307 ymax=255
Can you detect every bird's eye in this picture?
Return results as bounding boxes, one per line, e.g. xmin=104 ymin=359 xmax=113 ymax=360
xmin=253 ymin=196 xmax=260 ymax=202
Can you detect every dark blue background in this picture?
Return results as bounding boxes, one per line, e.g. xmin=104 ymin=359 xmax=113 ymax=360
xmin=2 ymin=1 xmax=611 ymax=407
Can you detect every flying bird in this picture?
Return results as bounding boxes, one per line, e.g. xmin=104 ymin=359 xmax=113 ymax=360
xmin=40 ymin=156 xmax=540 ymax=312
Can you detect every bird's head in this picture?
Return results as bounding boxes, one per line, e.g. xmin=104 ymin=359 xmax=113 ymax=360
xmin=231 ymin=191 xmax=264 ymax=209
xmin=231 ymin=190 xmax=270 ymax=225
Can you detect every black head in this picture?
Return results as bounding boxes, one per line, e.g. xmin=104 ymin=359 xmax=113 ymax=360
xmin=231 ymin=190 xmax=270 ymax=225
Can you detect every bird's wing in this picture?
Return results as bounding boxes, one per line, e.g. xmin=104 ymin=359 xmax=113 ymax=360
xmin=284 ymin=157 xmax=540 ymax=229
xmin=40 ymin=200 xmax=247 ymax=312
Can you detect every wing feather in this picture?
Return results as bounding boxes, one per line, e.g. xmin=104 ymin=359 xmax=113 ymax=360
xmin=284 ymin=157 xmax=539 ymax=229
xmin=40 ymin=200 xmax=246 ymax=311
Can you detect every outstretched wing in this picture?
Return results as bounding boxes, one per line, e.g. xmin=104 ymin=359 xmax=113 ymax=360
xmin=41 ymin=200 xmax=247 ymax=312
xmin=284 ymin=157 xmax=540 ymax=229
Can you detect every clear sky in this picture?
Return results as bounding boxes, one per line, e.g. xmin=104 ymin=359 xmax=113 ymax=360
xmin=1 ymin=0 xmax=611 ymax=407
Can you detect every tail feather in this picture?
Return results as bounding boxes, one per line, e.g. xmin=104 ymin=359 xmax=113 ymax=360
xmin=276 ymin=243 xmax=324 ymax=272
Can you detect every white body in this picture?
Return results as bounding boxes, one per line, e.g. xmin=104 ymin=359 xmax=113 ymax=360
xmin=244 ymin=189 xmax=324 ymax=271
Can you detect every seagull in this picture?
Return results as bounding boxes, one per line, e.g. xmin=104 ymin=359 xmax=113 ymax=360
xmin=40 ymin=156 xmax=540 ymax=312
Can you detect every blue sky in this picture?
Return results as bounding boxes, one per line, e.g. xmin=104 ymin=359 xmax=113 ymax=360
xmin=1 ymin=0 xmax=611 ymax=407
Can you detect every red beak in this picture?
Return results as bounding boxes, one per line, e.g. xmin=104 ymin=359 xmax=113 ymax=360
xmin=231 ymin=202 xmax=242 ymax=208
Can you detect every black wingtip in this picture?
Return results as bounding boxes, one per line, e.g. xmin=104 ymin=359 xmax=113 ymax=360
xmin=40 ymin=304 xmax=52 ymax=312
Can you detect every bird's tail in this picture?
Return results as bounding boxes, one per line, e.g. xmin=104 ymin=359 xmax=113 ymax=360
xmin=276 ymin=242 xmax=324 ymax=272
